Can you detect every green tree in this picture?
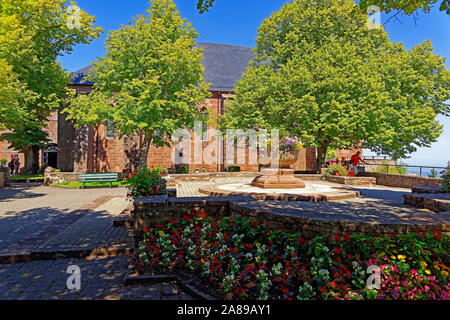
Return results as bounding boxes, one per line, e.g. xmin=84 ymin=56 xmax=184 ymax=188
xmin=0 ymin=0 xmax=102 ymax=172
xmin=197 ymin=0 xmax=216 ymax=13
xmin=64 ymin=0 xmax=210 ymax=169
xmin=359 ymin=0 xmax=450 ymax=15
xmin=220 ymin=0 xmax=450 ymax=172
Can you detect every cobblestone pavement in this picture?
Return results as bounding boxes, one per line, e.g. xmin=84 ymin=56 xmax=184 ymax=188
xmin=0 ymin=184 xmax=128 ymax=252
xmin=0 ymin=256 xmax=193 ymax=300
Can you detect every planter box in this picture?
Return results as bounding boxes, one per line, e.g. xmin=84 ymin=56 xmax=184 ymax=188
xmin=0 ymin=172 xmax=4 ymax=188
xmin=325 ymin=175 xmax=376 ymax=186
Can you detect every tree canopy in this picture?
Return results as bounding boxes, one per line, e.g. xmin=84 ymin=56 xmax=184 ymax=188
xmin=359 ymin=0 xmax=450 ymax=15
xmin=64 ymin=0 xmax=210 ymax=169
xmin=220 ymin=0 xmax=450 ymax=171
xmin=0 ymin=0 xmax=102 ymax=172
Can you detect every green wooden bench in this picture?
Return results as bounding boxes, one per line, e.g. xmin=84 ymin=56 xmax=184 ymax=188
xmin=78 ymin=173 xmax=119 ymax=189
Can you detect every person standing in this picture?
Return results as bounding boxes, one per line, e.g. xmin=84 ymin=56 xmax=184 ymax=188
xmin=14 ymin=158 xmax=20 ymax=175
xmin=350 ymin=151 xmax=368 ymax=176
xmin=8 ymin=160 xmax=14 ymax=175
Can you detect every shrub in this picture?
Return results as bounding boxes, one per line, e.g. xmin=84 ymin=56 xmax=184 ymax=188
xmin=227 ymin=166 xmax=241 ymax=172
xmin=136 ymin=212 xmax=449 ymax=300
xmin=324 ymin=163 xmax=348 ymax=177
xmin=127 ymin=165 xmax=167 ymax=199
xmin=440 ymin=162 xmax=450 ymax=192
xmin=177 ymin=164 xmax=189 ymax=174
xmin=0 ymin=159 xmax=7 ymax=164
xmin=374 ymin=162 xmax=406 ymax=175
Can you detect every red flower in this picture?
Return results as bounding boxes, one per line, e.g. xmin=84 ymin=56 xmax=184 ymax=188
xmin=144 ymin=226 xmax=150 ymax=234
xmin=335 ymin=234 xmax=341 ymax=242
xmin=344 ymin=232 xmax=350 ymax=241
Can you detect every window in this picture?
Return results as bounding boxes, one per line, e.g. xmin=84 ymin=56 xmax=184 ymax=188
xmin=106 ymin=120 xmax=115 ymax=138
xmin=200 ymin=108 xmax=208 ymax=141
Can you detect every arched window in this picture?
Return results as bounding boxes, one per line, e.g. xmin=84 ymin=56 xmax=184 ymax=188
xmin=200 ymin=108 xmax=208 ymax=141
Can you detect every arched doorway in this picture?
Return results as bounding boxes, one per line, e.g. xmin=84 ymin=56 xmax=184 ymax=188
xmin=44 ymin=145 xmax=58 ymax=169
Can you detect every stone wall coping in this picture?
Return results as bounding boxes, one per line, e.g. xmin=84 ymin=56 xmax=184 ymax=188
xmin=135 ymin=195 xmax=168 ymax=205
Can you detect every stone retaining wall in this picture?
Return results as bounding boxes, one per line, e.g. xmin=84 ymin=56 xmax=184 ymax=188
xmin=132 ymin=196 xmax=244 ymax=246
xmin=131 ymin=196 xmax=449 ymax=245
xmin=359 ymin=172 xmax=440 ymax=189
xmin=325 ymin=175 xmax=376 ymax=186
xmin=44 ymin=172 xmax=80 ymax=185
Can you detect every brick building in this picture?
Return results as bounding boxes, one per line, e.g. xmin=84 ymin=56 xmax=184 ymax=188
xmin=0 ymin=42 xmax=359 ymax=174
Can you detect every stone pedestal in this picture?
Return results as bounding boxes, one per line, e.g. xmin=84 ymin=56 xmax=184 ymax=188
xmin=251 ymin=168 xmax=306 ymax=189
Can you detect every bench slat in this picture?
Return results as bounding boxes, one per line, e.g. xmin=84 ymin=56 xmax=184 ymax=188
xmin=78 ymin=173 xmax=119 ymax=189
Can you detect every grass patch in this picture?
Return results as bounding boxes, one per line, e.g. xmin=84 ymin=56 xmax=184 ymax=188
xmin=9 ymin=174 xmax=44 ymax=180
xmin=52 ymin=181 xmax=130 ymax=188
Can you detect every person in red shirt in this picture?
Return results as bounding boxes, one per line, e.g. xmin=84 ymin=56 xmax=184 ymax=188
xmin=350 ymin=151 xmax=368 ymax=175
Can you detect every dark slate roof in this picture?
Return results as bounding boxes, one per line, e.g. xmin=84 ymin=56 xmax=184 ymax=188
xmin=70 ymin=42 xmax=254 ymax=92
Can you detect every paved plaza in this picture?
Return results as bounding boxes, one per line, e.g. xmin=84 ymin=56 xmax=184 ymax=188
xmin=0 ymin=178 xmax=447 ymax=300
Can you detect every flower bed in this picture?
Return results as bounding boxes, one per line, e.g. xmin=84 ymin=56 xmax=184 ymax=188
xmin=135 ymin=211 xmax=449 ymax=300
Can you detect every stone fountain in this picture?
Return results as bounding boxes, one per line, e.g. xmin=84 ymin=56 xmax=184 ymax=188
xmin=251 ymin=150 xmax=306 ymax=189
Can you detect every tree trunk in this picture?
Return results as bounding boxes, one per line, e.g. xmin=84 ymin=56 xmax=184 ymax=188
xmin=138 ymin=135 xmax=151 ymax=169
xmin=23 ymin=145 xmax=40 ymax=174
xmin=315 ymin=143 xmax=328 ymax=174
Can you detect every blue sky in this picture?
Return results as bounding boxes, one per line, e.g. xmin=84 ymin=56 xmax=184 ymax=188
xmin=58 ymin=0 xmax=450 ymax=167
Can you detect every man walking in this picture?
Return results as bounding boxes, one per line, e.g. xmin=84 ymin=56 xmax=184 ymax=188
xmin=350 ymin=151 xmax=368 ymax=176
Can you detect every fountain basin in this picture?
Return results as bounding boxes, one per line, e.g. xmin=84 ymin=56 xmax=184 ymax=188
xmin=198 ymin=182 xmax=360 ymax=202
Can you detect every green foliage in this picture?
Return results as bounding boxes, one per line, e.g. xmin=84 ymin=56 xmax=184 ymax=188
xmin=374 ymin=161 xmax=407 ymax=174
xmin=177 ymin=164 xmax=189 ymax=174
xmin=429 ymin=168 xmax=438 ymax=178
xmin=53 ymin=180 xmax=130 ymax=188
xmin=127 ymin=166 xmax=167 ymax=199
xmin=9 ymin=174 xmax=43 ymax=180
xmin=326 ymin=149 xmax=337 ymax=161
xmin=440 ymin=162 xmax=450 ymax=192
xmin=220 ymin=0 xmax=450 ymax=172
xmin=0 ymin=159 xmax=6 ymax=164
xmin=359 ymin=0 xmax=450 ymax=15
xmin=227 ymin=165 xmax=241 ymax=172
xmin=197 ymin=0 xmax=216 ymax=13
xmin=0 ymin=0 xmax=102 ymax=172
xmin=64 ymin=0 xmax=210 ymax=169
xmin=324 ymin=163 xmax=349 ymax=176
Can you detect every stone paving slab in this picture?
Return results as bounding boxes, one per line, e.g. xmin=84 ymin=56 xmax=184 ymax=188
xmin=0 ymin=185 xmax=127 ymax=252
xmin=0 ymin=256 xmax=193 ymax=300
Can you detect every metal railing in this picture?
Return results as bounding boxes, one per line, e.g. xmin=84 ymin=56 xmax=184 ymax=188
xmin=365 ymin=163 xmax=447 ymax=177
xmin=363 ymin=156 xmax=390 ymax=160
